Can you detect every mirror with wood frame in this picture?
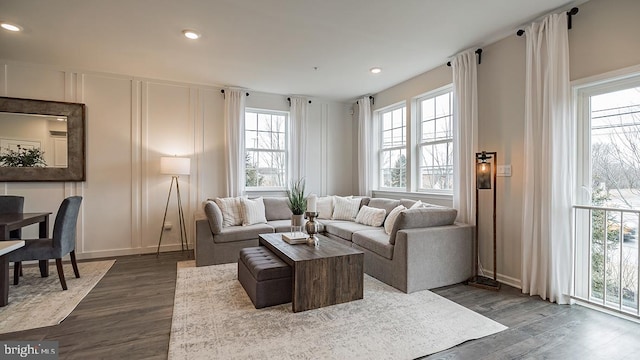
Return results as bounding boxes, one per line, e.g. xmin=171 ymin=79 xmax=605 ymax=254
xmin=0 ymin=97 xmax=85 ymax=181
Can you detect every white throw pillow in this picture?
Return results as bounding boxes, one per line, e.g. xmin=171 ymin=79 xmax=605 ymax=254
xmin=355 ymin=205 xmax=386 ymax=227
xmin=384 ymin=205 xmax=406 ymax=235
xmin=332 ymin=196 xmax=361 ymax=221
xmin=214 ymin=197 xmax=243 ymax=227
xmin=240 ymin=197 xmax=267 ymax=226
xmin=316 ymin=196 xmax=334 ymax=219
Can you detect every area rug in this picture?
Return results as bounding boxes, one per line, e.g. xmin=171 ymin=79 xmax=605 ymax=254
xmin=0 ymin=260 xmax=115 ymax=334
xmin=169 ymin=261 xmax=507 ymax=360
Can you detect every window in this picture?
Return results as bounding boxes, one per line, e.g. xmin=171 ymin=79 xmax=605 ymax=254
xmin=417 ymin=89 xmax=453 ymax=192
xmin=244 ymin=109 xmax=288 ymax=189
xmin=379 ymin=105 xmax=406 ymax=189
xmin=574 ymin=71 xmax=640 ymax=317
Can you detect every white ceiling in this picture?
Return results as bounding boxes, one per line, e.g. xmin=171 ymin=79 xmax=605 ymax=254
xmin=0 ymin=0 xmax=585 ymax=101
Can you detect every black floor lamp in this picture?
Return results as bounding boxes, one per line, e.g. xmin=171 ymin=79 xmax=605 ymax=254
xmin=468 ymin=151 xmax=500 ymax=291
xmin=157 ymin=156 xmax=190 ymax=256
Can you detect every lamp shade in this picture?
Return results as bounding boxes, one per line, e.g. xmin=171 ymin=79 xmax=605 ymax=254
xmin=160 ymin=156 xmax=190 ymax=175
xmin=476 ymin=162 xmax=492 ymax=189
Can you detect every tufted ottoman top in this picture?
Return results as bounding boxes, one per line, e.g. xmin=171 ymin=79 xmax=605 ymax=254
xmin=239 ymin=247 xmax=292 ymax=281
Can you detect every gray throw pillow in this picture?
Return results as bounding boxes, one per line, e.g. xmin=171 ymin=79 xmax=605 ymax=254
xmin=204 ymin=200 xmax=224 ymax=234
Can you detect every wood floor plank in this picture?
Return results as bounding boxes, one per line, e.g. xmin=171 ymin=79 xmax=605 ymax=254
xmin=1 ymin=251 xmax=639 ymax=359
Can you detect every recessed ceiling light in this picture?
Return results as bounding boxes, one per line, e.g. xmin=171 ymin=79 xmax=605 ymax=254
xmin=370 ymin=67 xmax=382 ymax=74
xmin=182 ymin=29 xmax=201 ymax=40
xmin=1 ymin=23 xmax=22 ymax=32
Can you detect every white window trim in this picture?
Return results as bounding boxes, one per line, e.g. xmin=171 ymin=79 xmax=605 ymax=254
xmin=375 ymin=102 xmax=407 ymax=192
xmin=573 ymin=66 xmax=640 ymax=206
xmin=244 ymin=107 xmax=290 ymax=192
xmin=413 ymin=84 xmax=454 ymax=195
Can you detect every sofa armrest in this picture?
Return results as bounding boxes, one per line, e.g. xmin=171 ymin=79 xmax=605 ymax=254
xmin=195 ymin=217 xmax=215 ymax=267
xmin=389 ymin=207 xmax=458 ymax=244
xmin=393 ymin=223 xmax=473 ymax=293
xmin=203 ymin=200 xmax=223 ymax=234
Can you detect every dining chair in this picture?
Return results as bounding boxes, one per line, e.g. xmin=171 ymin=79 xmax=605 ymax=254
xmin=0 ymin=195 xmax=25 ymax=239
xmin=9 ymin=196 xmax=82 ymax=290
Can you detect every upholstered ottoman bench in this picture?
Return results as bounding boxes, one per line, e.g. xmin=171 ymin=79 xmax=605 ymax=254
xmin=238 ymin=246 xmax=292 ymax=309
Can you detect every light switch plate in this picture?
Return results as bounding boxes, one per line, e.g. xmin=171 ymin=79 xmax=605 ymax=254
xmin=497 ymin=165 xmax=512 ymax=177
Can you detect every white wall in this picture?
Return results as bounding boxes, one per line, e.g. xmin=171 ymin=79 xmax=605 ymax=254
xmin=0 ymin=61 xmax=353 ymax=259
xmin=369 ymin=0 xmax=640 ymax=287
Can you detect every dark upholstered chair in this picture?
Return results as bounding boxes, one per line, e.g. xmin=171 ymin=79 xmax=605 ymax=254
xmin=9 ymin=196 xmax=83 ymax=290
xmin=0 ymin=195 xmax=25 ymax=239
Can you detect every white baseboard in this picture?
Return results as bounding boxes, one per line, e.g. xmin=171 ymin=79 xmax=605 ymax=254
xmin=477 ymin=267 xmax=522 ymax=289
xmin=75 ymin=243 xmax=192 ymax=260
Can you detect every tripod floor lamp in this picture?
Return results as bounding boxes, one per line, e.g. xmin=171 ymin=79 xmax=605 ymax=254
xmin=468 ymin=151 xmax=500 ymax=291
xmin=157 ymin=156 xmax=190 ymax=256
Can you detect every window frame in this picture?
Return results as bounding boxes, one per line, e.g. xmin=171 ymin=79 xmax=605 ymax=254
xmin=243 ymin=107 xmax=290 ymax=191
xmin=574 ymin=70 xmax=640 ymax=206
xmin=376 ymin=102 xmax=407 ymax=191
xmin=415 ymin=86 xmax=454 ymax=194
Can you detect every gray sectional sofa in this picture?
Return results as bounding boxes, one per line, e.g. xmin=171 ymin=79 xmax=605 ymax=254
xmin=195 ymin=196 xmax=473 ymax=293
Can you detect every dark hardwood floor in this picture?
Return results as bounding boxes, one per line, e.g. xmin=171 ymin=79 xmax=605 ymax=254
xmin=1 ymin=251 xmax=638 ymax=359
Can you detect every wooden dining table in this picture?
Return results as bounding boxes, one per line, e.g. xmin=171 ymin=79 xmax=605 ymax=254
xmin=0 ymin=212 xmax=52 ymax=306
xmin=0 ymin=212 xmax=51 ymax=241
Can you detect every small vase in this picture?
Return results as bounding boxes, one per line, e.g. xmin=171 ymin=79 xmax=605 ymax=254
xmin=290 ymin=214 xmax=304 ymax=233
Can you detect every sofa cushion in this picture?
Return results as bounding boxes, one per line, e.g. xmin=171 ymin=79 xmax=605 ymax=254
xmin=214 ymin=223 xmax=274 ymax=243
xmin=355 ymin=205 xmax=386 ymax=227
xmin=263 ymin=197 xmax=292 ymax=221
xmin=239 ymin=247 xmax=292 ymax=281
xmin=400 ymin=198 xmax=417 ymax=209
xmin=352 ymin=229 xmax=394 ymax=260
xmin=316 ymin=196 xmax=334 ymax=219
xmin=368 ymin=198 xmax=401 ymax=219
xmin=332 ymin=196 xmax=361 ymax=221
xmin=324 ymin=220 xmax=375 ymax=241
xmin=384 ymin=204 xmax=406 ymax=235
xmin=214 ymin=197 xmax=243 ymax=227
xmin=204 ymin=200 xmax=224 ymax=234
xmin=389 ymin=207 xmax=458 ymax=244
xmin=241 ymin=197 xmax=267 ymax=226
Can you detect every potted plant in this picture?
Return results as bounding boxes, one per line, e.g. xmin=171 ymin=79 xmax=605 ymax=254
xmin=287 ymin=178 xmax=307 ymax=231
xmin=0 ymin=145 xmax=47 ymax=167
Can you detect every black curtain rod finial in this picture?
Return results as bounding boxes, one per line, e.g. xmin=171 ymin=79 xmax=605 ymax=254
xmin=517 ymin=7 xmax=578 ymax=36
xmin=446 ymin=48 xmax=482 ymax=67
xmin=220 ymin=89 xmax=249 ymax=97
xmin=286 ymin=97 xmax=311 ymax=105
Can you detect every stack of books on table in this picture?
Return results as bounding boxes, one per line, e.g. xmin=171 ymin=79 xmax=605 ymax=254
xmin=282 ymin=232 xmax=308 ymax=244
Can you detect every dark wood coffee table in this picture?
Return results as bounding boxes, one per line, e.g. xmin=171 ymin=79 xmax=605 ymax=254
xmin=259 ymin=232 xmax=364 ymax=312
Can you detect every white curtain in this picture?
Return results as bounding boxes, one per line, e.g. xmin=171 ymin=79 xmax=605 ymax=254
xmin=357 ymin=96 xmax=373 ymax=197
xmin=452 ymin=50 xmax=478 ymax=224
xmin=290 ymin=96 xmax=308 ymax=181
xmin=521 ymin=12 xmax=573 ymax=304
xmin=223 ymin=88 xmax=246 ymax=197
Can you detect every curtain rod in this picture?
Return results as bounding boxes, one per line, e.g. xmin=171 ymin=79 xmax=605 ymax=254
xmin=516 ymin=7 xmax=579 ymax=36
xmin=356 ymin=96 xmax=375 ymax=105
xmin=287 ymin=97 xmax=312 ymax=105
xmin=220 ymin=89 xmax=249 ymax=97
xmin=446 ymin=48 xmax=483 ymax=67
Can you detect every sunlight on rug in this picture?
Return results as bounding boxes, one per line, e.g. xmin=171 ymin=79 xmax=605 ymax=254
xmin=169 ymin=261 xmax=507 ymax=360
xmin=0 ymin=260 xmax=115 ymax=334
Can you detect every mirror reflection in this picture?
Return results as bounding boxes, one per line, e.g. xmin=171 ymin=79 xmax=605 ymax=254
xmin=0 ymin=112 xmax=68 ymax=168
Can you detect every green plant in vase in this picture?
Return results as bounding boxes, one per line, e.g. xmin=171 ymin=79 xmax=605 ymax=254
xmin=287 ymin=178 xmax=307 ymax=230
xmin=0 ymin=145 xmax=47 ymax=167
